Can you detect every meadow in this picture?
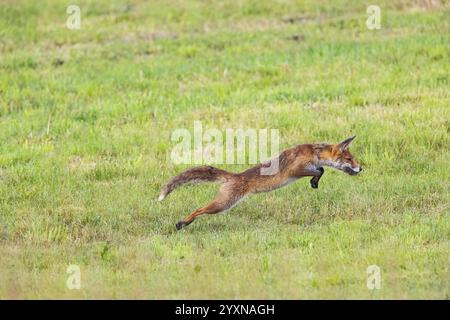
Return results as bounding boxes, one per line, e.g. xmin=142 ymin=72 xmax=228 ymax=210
xmin=0 ymin=0 xmax=449 ymax=299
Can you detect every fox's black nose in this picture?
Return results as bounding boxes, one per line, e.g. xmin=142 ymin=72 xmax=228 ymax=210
xmin=360 ymin=167 xmax=363 ymax=172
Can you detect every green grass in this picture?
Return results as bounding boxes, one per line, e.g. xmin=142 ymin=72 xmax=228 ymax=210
xmin=0 ymin=0 xmax=449 ymax=299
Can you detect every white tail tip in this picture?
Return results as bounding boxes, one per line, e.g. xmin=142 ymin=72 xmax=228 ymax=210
xmin=158 ymin=194 xmax=165 ymax=201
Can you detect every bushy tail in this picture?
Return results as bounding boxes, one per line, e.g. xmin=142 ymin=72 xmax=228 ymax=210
xmin=158 ymin=166 xmax=233 ymax=201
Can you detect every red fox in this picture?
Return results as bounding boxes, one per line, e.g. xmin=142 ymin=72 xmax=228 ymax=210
xmin=159 ymin=136 xmax=362 ymax=230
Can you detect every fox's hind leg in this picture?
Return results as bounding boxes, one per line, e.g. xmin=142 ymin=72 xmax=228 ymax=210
xmin=175 ymin=204 xmax=220 ymax=230
xmin=175 ymin=186 xmax=244 ymax=230
xmin=310 ymin=167 xmax=324 ymax=189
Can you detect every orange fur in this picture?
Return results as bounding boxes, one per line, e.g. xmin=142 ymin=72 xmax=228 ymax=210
xmin=160 ymin=137 xmax=362 ymax=230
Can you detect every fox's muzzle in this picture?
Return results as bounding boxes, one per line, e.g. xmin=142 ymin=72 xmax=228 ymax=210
xmin=345 ymin=167 xmax=362 ymax=175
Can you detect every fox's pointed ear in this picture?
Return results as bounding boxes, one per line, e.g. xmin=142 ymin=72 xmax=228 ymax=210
xmin=337 ymin=136 xmax=356 ymax=151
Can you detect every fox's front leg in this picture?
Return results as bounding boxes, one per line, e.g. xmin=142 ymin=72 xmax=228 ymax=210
xmin=310 ymin=167 xmax=324 ymax=189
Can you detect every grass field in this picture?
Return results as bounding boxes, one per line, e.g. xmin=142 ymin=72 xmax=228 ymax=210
xmin=0 ymin=0 xmax=449 ymax=299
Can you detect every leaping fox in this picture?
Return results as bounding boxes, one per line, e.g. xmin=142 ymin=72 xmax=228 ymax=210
xmin=159 ymin=136 xmax=362 ymax=230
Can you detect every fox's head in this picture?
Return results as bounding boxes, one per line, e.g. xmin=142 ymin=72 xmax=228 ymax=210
xmin=318 ymin=136 xmax=363 ymax=175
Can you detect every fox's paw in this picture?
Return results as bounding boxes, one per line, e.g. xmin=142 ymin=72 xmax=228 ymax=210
xmin=310 ymin=178 xmax=319 ymax=189
xmin=175 ymin=221 xmax=186 ymax=230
